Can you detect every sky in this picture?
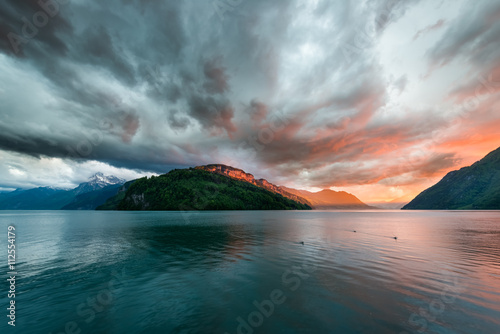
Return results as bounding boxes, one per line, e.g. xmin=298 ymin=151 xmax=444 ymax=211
xmin=0 ymin=0 xmax=500 ymax=203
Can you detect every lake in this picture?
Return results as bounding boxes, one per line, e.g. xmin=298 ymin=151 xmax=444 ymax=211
xmin=0 ymin=210 xmax=499 ymax=334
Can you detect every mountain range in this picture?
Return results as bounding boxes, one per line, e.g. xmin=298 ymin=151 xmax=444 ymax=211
xmin=403 ymin=146 xmax=500 ymax=210
xmin=281 ymin=186 xmax=373 ymax=209
xmin=3 ymin=146 xmax=499 ymax=211
xmin=0 ymin=173 xmax=126 ymax=210
xmin=98 ymin=164 xmax=372 ymax=211
xmin=0 ymin=165 xmax=386 ymax=211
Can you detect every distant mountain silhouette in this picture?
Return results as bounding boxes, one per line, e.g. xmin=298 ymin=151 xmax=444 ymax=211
xmin=281 ymin=187 xmax=373 ymax=209
xmin=0 ymin=173 xmax=126 ymax=210
xmin=61 ymin=184 xmax=124 ymax=210
xmin=403 ymin=146 xmax=500 ymax=210
xmin=0 ymin=187 xmax=72 ymax=210
xmin=370 ymin=194 xmax=416 ymax=209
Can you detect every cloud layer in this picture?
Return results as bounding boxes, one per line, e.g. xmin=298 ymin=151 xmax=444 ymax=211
xmin=0 ymin=0 xmax=499 ymax=201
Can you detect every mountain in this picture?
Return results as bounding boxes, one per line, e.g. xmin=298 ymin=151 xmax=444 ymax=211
xmin=96 ymin=180 xmax=136 ymax=210
xmin=61 ymin=183 xmax=124 ymax=210
xmin=196 ymin=164 xmax=371 ymax=209
xmin=196 ymin=165 xmax=312 ymax=205
xmin=99 ymin=167 xmax=311 ymax=211
xmin=0 ymin=188 xmax=29 ymax=203
xmin=369 ymin=194 xmax=416 ymax=210
xmin=402 ymin=146 xmax=500 ymax=210
xmin=281 ymin=187 xmax=373 ymax=209
xmin=0 ymin=173 xmax=126 ymax=210
xmin=73 ymin=172 xmax=125 ymax=195
xmin=0 ymin=187 xmax=74 ymax=210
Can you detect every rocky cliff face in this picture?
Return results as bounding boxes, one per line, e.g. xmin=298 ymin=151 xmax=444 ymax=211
xmin=195 ymin=164 xmax=311 ymax=206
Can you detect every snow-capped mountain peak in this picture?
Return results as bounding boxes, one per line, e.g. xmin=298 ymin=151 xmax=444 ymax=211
xmin=88 ymin=173 xmax=125 ymax=186
xmin=74 ymin=173 xmax=126 ymax=195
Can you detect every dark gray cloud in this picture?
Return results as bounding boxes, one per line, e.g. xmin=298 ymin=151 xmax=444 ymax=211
xmin=0 ymin=0 xmax=72 ymax=57
xmin=248 ymin=99 xmax=268 ymax=126
xmin=168 ymin=109 xmax=191 ymax=130
xmin=187 ymin=94 xmax=236 ymax=135
xmin=203 ymin=58 xmax=230 ymax=94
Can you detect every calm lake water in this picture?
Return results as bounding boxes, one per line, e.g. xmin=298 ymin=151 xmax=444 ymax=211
xmin=0 ymin=210 xmax=499 ymax=334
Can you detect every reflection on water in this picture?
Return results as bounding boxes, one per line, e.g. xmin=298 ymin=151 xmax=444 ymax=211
xmin=0 ymin=210 xmax=499 ymax=333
